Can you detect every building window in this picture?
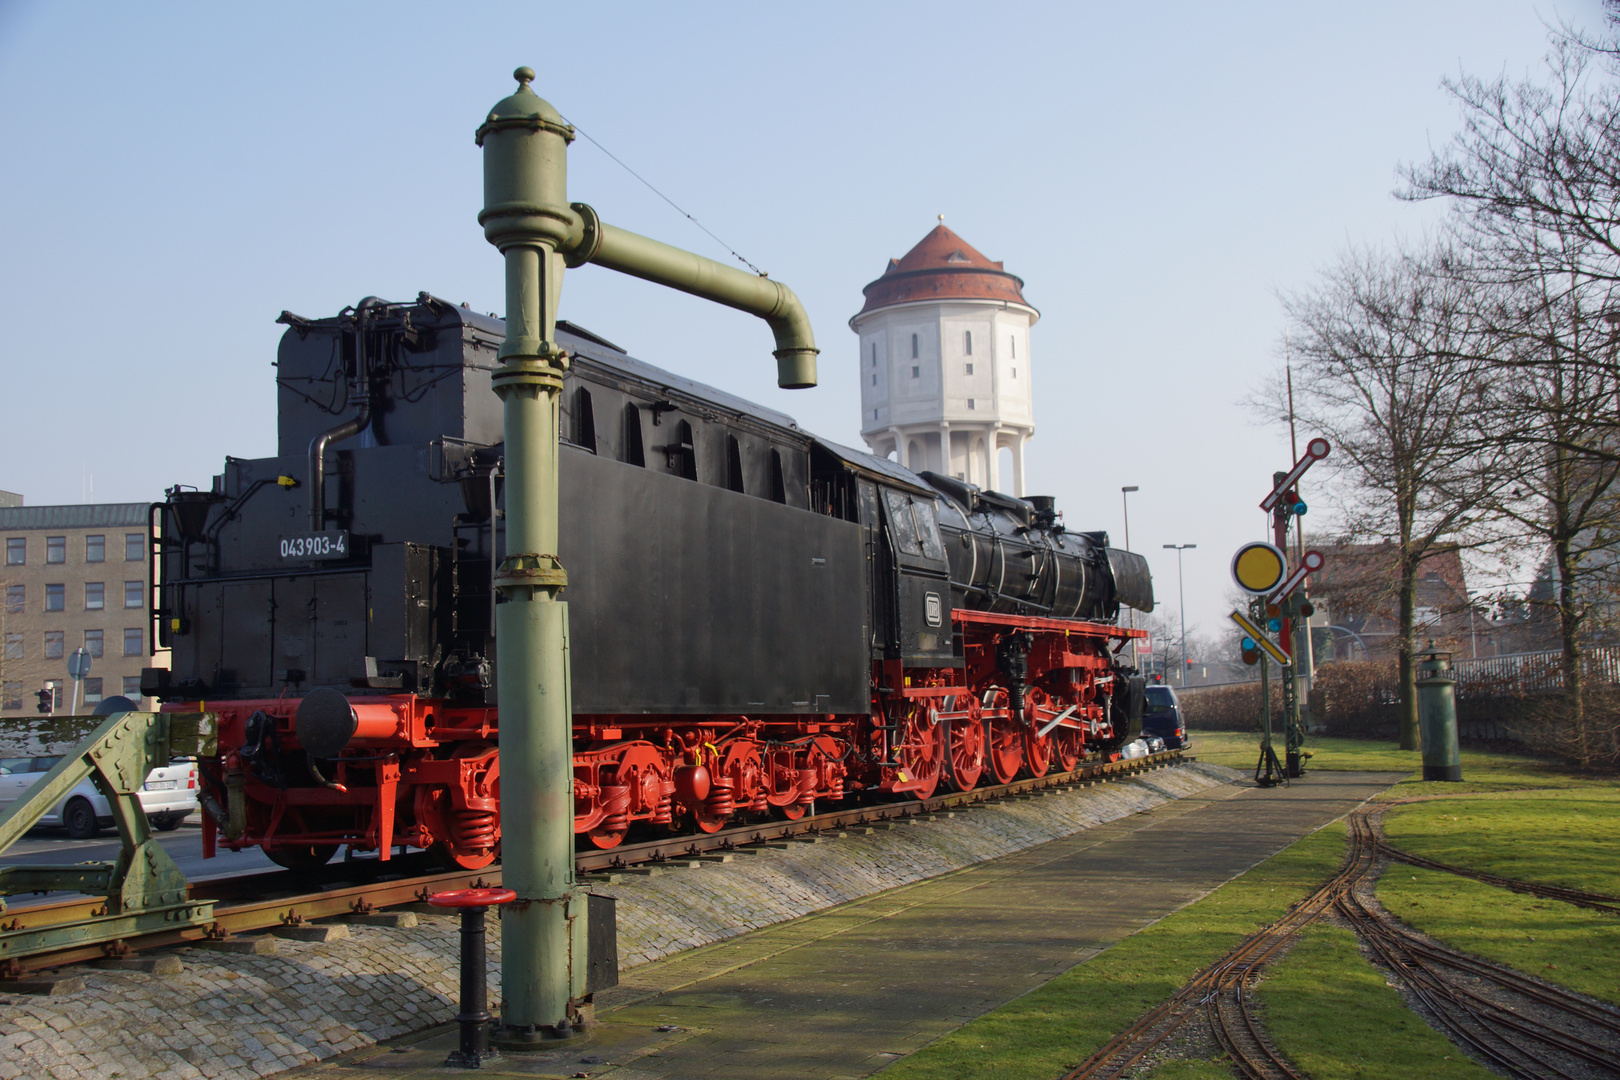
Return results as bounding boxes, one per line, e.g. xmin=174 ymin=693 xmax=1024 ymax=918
xmin=874 ymin=409 xmax=879 ymax=420
xmin=5 ymin=584 xmax=21 ymax=613
xmin=85 ymin=535 xmax=105 ymax=563
xmin=124 ymin=627 xmax=142 ymax=657
xmin=911 ymin=334 xmax=918 ymax=359
xmin=85 ymin=582 xmax=104 ymax=610
xmin=3 ymin=633 xmax=20 ymax=661
xmin=1 ymin=681 xmax=20 ymax=711
xmin=125 ymin=533 xmax=144 ymax=562
xmin=84 ymin=629 xmax=103 ymax=659
xmin=45 ymin=584 xmax=64 ymax=612
xmin=4 ymin=538 xmax=21 ymax=565
xmin=83 ymin=677 xmax=103 ymax=706
xmin=871 ymin=343 xmax=877 ymax=367
xmin=911 ymin=365 xmax=919 ymax=378
xmin=125 ymin=581 xmax=143 ymax=609
xmin=965 ymin=363 xmax=973 ymax=376
xmin=872 ymin=374 xmax=877 ymax=386
xmin=1011 ymin=337 xmax=1016 ymax=359
xmin=46 ymin=536 xmax=65 ymax=564
xmin=965 ymin=331 xmax=972 ymax=355
xmin=44 ymin=630 xmax=64 ymax=659
xmin=122 ymin=675 xmax=142 ymax=699
xmin=1011 ymin=367 xmax=1017 ymax=379
xmin=968 ymin=399 xmax=976 ymax=410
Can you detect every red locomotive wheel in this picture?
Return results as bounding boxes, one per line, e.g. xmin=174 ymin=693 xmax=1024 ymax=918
xmin=1022 ymin=688 xmax=1054 ymax=779
xmin=893 ymin=702 xmax=943 ymax=801
xmin=982 ymin=689 xmax=1024 ymax=785
xmin=1051 ymin=723 xmax=1084 ymax=773
xmin=944 ymin=695 xmax=985 ymax=792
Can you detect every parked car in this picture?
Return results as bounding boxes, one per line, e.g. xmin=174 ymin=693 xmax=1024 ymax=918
xmin=0 ymin=754 xmax=199 ymax=839
xmin=1142 ymin=685 xmax=1190 ymax=749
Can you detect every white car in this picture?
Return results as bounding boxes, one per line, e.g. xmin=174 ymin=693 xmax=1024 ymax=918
xmin=0 ymin=754 xmax=199 ymax=838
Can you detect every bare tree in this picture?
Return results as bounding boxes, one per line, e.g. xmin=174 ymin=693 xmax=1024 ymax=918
xmin=1276 ymin=243 xmax=1504 ymax=750
xmin=1405 ymin=22 xmax=1620 ymax=765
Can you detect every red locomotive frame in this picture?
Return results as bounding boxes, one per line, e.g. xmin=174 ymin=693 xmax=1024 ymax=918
xmin=190 ymin=610 xmax=1139 ymax=871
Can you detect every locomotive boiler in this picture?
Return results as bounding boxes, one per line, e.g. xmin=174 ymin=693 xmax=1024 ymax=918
xmin=144 ymin=293 xmax=1152 ymax=870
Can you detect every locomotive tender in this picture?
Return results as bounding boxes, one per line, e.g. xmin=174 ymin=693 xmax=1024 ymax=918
xmin=145 ymin=293 xmax=1153 ymax=870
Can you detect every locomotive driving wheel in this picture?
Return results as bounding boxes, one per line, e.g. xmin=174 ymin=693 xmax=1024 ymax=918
xmin=1022 ymin=687 xmax=1054 ymax=779
xmin=1050 ymin=699 xmax=1085 ymax=773
xmin=982 ymin=688 xmax=1024 ymax=785
xmin=890 ymin=700 xmax=943 ymax=801
xmin=944 ymin=694 xmax=985 ymax=792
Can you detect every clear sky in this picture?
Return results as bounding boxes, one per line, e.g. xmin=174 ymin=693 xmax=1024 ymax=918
xmin=0 ymin=0 xmax=1601 ymax=643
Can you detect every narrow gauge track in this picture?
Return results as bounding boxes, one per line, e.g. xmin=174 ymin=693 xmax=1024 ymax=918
xmin=1341 ymin=811 xmax=1620 ymax=1080
xmin=0 ymin=751 xmax=1186 ymax=978
xmin=1063 ymin=805 xmax=1620 ymax=1080
xmin=1377 ymin=840 xmax=1620 ymax=915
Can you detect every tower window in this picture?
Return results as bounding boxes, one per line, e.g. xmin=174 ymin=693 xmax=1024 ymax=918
xmin=911 ymin=333 xmax=918 ymax=359
xmin=911 ymin=365 xmax=919 ymax=378
xmin=967 ymin=399 xmax=976 ymax=410
xmin=1012 ymin=367 xmax=1017 ymax=378
xmin=871 ymin=343 xmax=877 ymax=366
xmin=965 ymin=331 xmax=972 ymax=355
xmin=965 ymin=363 xmax=973 ymax=376
xmin=872 ymin=374 xmax=877 ymax=386
xmin=1011 ymin=337 xmax=1016 ymax=359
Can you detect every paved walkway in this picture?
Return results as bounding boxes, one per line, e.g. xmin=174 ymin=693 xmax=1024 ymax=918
xmin=299 ymin=770 xmax=1402 ymax=1080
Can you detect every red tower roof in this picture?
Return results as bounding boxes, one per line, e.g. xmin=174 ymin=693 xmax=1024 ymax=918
xmin=855 ymin=225 xmax=1034 ymax=318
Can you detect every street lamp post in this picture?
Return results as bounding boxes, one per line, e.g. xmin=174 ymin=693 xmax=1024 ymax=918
xmin=1163 ymin=544 xmax=1196 ymax=687
xmin=1122 ymin=486 xmax=1138 ymax=668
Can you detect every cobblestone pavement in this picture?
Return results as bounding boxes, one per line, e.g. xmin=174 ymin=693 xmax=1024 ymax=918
xmin=0 ymin=761 xmax=1240 ymax=1080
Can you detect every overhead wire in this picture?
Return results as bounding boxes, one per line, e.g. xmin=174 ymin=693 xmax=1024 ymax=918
xmin=559 ymin=114 xmax=767 ymax=278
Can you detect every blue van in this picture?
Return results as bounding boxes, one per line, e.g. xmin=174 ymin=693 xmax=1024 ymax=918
xmin=1142 ymin=685 xmax=1189 ymax=749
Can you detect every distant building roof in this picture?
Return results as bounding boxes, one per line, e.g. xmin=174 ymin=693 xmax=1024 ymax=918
xmin=0 ymin=490 xmax=20 ymax=509
xmin=0 ymin=502 xmax=149 ymax=531
xmin=854 ymin=225 xmax=1036 ymax=319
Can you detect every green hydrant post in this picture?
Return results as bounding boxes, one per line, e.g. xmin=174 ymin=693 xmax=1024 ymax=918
xmin=1416 ymin=642 xmax=1462 ymax=782
xmin=477 ymin=67 xmax=581 ymax=1041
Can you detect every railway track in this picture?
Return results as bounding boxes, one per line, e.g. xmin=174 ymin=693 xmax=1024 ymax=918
xmin=0 ymin=750 xmax=1187 ymax=978
xmin=1063 ymin=802 xmax=1620 ymax=1080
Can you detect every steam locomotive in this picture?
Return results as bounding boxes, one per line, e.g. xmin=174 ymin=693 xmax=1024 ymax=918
xmin=143 ymin=294 xmax=1152 ymax=871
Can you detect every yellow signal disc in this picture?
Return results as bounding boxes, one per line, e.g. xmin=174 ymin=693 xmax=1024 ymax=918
xmin=1231 ymin=542 xmax=1287 ymax=595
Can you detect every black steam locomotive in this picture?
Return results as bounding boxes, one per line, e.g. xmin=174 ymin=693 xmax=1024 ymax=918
xmin=144 ymin=294 xmax=1151 ymax=870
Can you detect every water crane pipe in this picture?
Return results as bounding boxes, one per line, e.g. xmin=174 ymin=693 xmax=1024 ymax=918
xmin=567 ymin=205 xmax=818 ymax=388
xmin=475 ymin=66 xmax=819 ymax=1043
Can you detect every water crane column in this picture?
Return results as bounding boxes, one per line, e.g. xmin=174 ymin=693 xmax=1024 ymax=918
xmin=476 ymin=67 xmax=580 ymax=1039
xmin=477 ymin=67 xmax=819 ymax=1039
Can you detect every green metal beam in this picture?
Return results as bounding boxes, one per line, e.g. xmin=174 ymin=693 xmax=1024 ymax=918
xmin=0 ymin=710 xmax=218 ymax=946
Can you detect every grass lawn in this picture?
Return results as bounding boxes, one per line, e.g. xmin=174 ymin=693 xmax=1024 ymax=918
xmin=881 ymin=737 xmax=1615 ymax=1080
xmin=1256 ymin=922 xmax=1496 ymax=1080
xmin=1189 ymin=729 xmax=1588 ymax=796
xmin=876 ymin=824 xmax=1347 ymax=1080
